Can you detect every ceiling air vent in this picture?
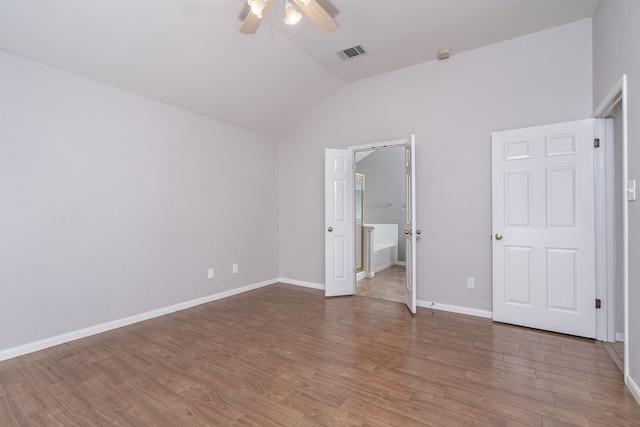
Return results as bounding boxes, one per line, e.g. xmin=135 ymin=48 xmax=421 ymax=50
xmin=335 ymin=44 xmax=368 ymax=61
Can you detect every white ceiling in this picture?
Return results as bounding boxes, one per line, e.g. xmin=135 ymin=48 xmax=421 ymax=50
xmin=0 ymin=0 xmax=598 ymax=136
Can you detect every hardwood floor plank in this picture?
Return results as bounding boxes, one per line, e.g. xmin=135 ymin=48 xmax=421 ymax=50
xmin=543 ymin=354 xmax=623 ymax=379
xmin=6 ymin=382 xmax=47 ymax=418
xmin=93 ymin=354 xmax=144 ymax=386
xmin=25 ymin=408 xmax=80 ymax=427
xmin=183 ymin=367 xmax=245 ymax=398
xmin=242 ymin=349 xmax=318 ymax=380
xmin=498 ymin=370 xmax=594 ymax=403
xmin=370 ymin=364 xmax=448 ymax=399
xmin=473 ymin=369 xmax=557 ymax=404
xmin=127 ymin=374 xmax=186 ymax=408
xmin=116 ymin=398 xmax=177 ymax=426
xmin=163 ymin=399 xmax=242 ymax=426
xmin=0 ymin=396 xmax=26 ymax=426
xmin=228 ymin=387 xmax=304 ymax=426
xmin=290 ymin=371 xmax=351 ymax=408
xmin=57 ymin=349 xmax=109 ymax=384
xmin=339 ymin=366 xmax=415 ymax=400
xmin=282 ymin=390 xmax=363 ymax=426
xmin=80 ymin=375 xmax=137 ymax=412
xmin=339 ymin=396 xmax=428 ymax=427
xmin=0 ymin=283 xmax=638 ymax=426
xmin=429 ymin=344 xmax=540 ymax=381
xmin=554 ymin=393 xmax=640 ymax=426
xmin=485 ymin=387 xmax=591 ymax=426
xmin=440 ymin=386 xmax=543 ymax=426
xmin=47 ymin=381 xmax=95 ymax=416
xmin=503 ymin=353 xmax=591 ymax=381
xmin=233 ymin=411 xmax=284 ymax=427
xmin=75 ymin=403 xmax=135 ymax=426
xmin=413 ymin=389 xmax=523 ymax=426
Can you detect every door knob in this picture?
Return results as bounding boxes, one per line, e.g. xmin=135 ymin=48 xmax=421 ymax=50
xmin=495 ymin=233 xmax=503 ymax=241
xmin=405 ymin=229 xmax=410 ymax=235
xmin=327 ymin=227 xmax=333 ymax=232
xmin=416 ymin=230 xmax=422 ymax=235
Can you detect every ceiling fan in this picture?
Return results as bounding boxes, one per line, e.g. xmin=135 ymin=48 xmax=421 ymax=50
xmin=240 ymin=0 xmax=339 ymax=35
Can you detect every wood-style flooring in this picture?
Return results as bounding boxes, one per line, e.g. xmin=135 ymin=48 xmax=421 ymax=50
xmin=1 ymin=283 xmax=639 ymax=426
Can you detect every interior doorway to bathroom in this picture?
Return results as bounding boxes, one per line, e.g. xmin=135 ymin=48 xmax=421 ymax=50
xmin=325 ymin=135 xmax=416 ymax=312
xmin=354 ymin=146 xmax=406 ymax=303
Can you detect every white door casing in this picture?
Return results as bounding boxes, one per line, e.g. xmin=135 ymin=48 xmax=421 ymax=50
xmin=405 ymin=136 xmax=417 ymax=314
xmin=325 ymin=148 xmax=355 ymax=297
xmin=492 ymin=120 xmax=597 ymax=338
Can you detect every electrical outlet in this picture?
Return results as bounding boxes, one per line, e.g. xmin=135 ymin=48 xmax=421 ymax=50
xmin=467 ymin=277 xmax=475 ymax=289
xmin=207 ymin=268 xmax=214 ymax=279
xmin=233 ymin=264 xmax=238 ymax=274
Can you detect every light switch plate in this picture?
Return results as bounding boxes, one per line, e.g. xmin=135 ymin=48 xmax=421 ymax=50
xmin=628 ymin=180 xmax=637 ymax=201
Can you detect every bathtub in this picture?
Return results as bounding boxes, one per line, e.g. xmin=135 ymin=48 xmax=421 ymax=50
xmin=363 ymin=223 xmax=399 ymax=278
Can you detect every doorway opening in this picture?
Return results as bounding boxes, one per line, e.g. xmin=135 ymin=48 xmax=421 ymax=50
xmin=353 ymin=146 xmax=406 ymax=304
xmin=324 ymin=135 xmax=416 ymax=312
xmin=593 ymin=75 xmax=628 ymax=376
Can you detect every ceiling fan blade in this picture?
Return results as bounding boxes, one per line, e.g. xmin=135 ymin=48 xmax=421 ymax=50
xmin=293 ymin=0 xmax=339 ymax=34
xmin=239 ymin=0 xmax=272 ymax=34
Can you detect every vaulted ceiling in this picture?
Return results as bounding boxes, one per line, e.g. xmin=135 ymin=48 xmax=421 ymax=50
xmin=0 ymin=0 xmax=598 ymax=136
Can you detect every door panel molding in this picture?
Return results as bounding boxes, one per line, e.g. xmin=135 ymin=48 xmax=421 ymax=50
xmin=492 ymin=119 xmax=597 ymax=338
xmin=324 ymin=148 xmax=354 ymax=297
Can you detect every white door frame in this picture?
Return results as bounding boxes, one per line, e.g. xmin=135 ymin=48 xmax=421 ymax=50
xmin=350 ymin=137 xmax=416 ymax=312
xmin=593 ymin=118 xmax=614 ymax=341
xmin=593 ymin=75 xmax=628 ymax=376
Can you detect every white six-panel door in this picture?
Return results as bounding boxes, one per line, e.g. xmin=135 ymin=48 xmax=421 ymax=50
xmin=325 ymin=149 xmax=355 ymax=297
xmin=492 ymin=120 xmax=597 ymax=338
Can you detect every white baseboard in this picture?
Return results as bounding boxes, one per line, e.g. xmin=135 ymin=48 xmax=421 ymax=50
xmin=417 ymin=299 xmax=493 ymax=319
xmin=627 ymin=374 xmax=640 ymax=406
xmin=373 ymin=262 xmax=396 ymax=273
xmin=279 ymin=282 xmax=492 ymax=319
xmin=616 ymin=332 xmax=625 ymax=342
xmin=279 ymin=278 xmax=325 ymax=290
xmin=0 ymin=278 xmax=278 ymax=362
xmin=396 ymin=261 xmax=406 ymax=266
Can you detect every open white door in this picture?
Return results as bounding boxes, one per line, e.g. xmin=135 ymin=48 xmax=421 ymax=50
xmin=405 ymin=136 xmax=417 ymax=313
xmin=325 ymin=149 xmax=354 ymax=296
xmin=492 ymin=119 xmax=597 ymax=338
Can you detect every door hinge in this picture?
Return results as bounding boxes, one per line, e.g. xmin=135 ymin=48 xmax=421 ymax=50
xmin=595 ymin=298 xmax=602 ymax=309
xmin=594 ymin=138 xmax=600 ymax=148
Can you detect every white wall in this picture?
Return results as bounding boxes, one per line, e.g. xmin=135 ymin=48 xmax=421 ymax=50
xmin=0 ymin=50 xmax=279 ymax=353
xmin=279 ymin=19 xmax=593 ymax=312
xmin=593 ymin=0 xmax=640 ymax=397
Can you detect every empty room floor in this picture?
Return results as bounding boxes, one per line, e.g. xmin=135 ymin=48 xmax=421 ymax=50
xmin=1 ymin=283 xmax=639 ymax=425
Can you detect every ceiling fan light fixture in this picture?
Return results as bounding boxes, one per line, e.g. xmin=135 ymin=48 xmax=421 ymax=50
xmin=248 ymin=0 xmax=266 ymax=19
xmin=283 ymin=1 xmax=302 ymax=26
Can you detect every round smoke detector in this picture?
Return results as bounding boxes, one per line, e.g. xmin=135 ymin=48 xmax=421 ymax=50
xmin=437 ymin=49 xmax=450 ymax=60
